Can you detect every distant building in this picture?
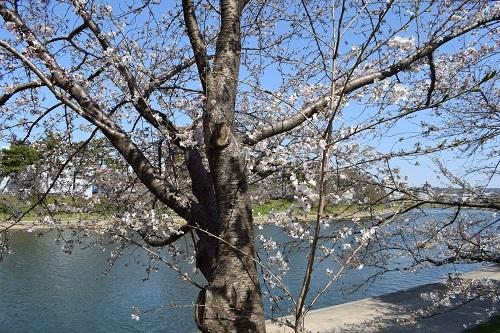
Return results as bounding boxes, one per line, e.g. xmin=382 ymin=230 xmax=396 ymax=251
xmin=1 ymin=164 xmax=93 ymax=198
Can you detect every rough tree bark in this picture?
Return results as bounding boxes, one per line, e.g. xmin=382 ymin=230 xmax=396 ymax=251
xmin=185 ymin=0 xmax=266 ymax=332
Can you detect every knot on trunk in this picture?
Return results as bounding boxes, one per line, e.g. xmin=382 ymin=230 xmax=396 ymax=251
xmin=212 ymin=122 xmax=231 ymax=149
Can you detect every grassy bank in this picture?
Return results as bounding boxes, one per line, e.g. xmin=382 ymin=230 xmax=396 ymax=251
xmin=0 ymin=194 xmax=116 ymax=221
xmin=1 ymin=197 xmax=395 ymax=224
xmin=252 ymin=199 xmax=392 ymax=218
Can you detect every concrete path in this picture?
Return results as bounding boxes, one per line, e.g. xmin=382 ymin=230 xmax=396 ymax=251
xmin=267 ymin=265 xmax=500 ymax=333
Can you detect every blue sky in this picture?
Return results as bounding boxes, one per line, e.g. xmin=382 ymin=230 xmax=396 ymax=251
xmin=1 ymin=0 xmax=498 ymax=188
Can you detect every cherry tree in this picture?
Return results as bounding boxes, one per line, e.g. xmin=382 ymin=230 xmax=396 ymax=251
xmin=1 ymin=0 xmax=499 ymax=332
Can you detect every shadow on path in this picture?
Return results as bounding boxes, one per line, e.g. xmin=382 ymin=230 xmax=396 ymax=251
xmin=267 ymin=265 xmax=500 ymax=333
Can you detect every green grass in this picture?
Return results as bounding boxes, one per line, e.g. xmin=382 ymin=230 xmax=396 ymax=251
xmin=252 ymin=199 xmax=294 ymax=215
xmin=0 ymin=211 xmax=110 ymax=222
xmin=0 ymin=194 xmax=117 ymax=221
xmin=464 ymin=316 xmax=500 ymax=333
xmin=2 ymin=195 xmax=394 ymax=222
xmin=251 ymin=199 xmax=390 ymax=217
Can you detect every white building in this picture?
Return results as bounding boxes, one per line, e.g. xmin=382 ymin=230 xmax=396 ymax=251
xmin=1 ymin=165 xmax=93 ymax=198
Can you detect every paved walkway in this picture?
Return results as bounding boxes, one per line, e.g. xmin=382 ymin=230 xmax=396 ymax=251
xmin=267 ymin=265 xmax=500 ymax=333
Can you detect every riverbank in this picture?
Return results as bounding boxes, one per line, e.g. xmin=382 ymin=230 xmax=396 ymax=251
xmin=0 ymin=219 xmax=189 ymax=231
xmin=0 ymin=219 xmax=109 ymax=231
xmin=266 ymin=265 xmax=500 ymax=333
xmin=1 ymin=207 xmax=397 ymax=231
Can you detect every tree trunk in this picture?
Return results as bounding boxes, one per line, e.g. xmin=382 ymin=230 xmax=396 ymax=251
xmin=191 ymin=1 xmax=266 ymax=330
xmin=194 ymin=51 xmax=266 ymax=333
xmin=194 ymin=189 xmax=265 ymax=332
xmin=194 ymin=128 xmax=266 ymax=332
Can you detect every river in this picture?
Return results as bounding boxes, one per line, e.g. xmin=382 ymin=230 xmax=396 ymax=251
xmin=0 ymin=209 xmax=490 ymax=332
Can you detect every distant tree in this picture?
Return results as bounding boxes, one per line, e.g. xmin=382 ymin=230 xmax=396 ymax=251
xmin=0 ymin=143 xmax=39 ymax=176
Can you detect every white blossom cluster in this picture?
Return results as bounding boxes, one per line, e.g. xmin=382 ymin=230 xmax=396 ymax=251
xmin=418 ymin=275 xmax=499 ymax=323
xmin=387 ymin=36 xmax=416 ymax=52
xmin=116 ymin=209 xmax=183 ymax=239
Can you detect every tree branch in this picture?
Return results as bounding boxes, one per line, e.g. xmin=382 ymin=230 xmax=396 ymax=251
xmin=46 ymin=23 xmax=87 ymax=43
xmin=182 ymin=0 xmax=208 ymax=93
xmin=243 ymin=13 xmax=500 ymax=145
xmin=70 ymin=1 xmax=178 ymax=138
xmin=0 ymin=4 xmax=209 ymax=228
xmin=425 ymin=53 xmax=436 ymax=107
xmin=0 ymin=81 xmax=42 ymax=107
xmin=137 ymin=224 xmax=193 ymax=247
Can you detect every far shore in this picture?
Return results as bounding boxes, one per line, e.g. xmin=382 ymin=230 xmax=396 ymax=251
xmin=0 ymin=208 xmax=399 ymax=232
xmin=5 ymin=200 xmax=497 ymax=233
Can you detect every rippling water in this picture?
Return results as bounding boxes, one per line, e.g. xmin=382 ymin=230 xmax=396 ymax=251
xmin=0 ymin=209 xmax=488 ymax=332
xmin=0 ymin=231 xmax=200 ymax=333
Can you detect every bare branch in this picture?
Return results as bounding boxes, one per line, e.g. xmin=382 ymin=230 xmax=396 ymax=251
xmin=145 ymin=57 xmax=197 ymax=95
xmin=46 ymin=23 xmax=87 ymax=43
xmin=425 ymin=53 xmax=436 ymax=107
xmin=138 ymin=224 xmax=193 ymax=247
